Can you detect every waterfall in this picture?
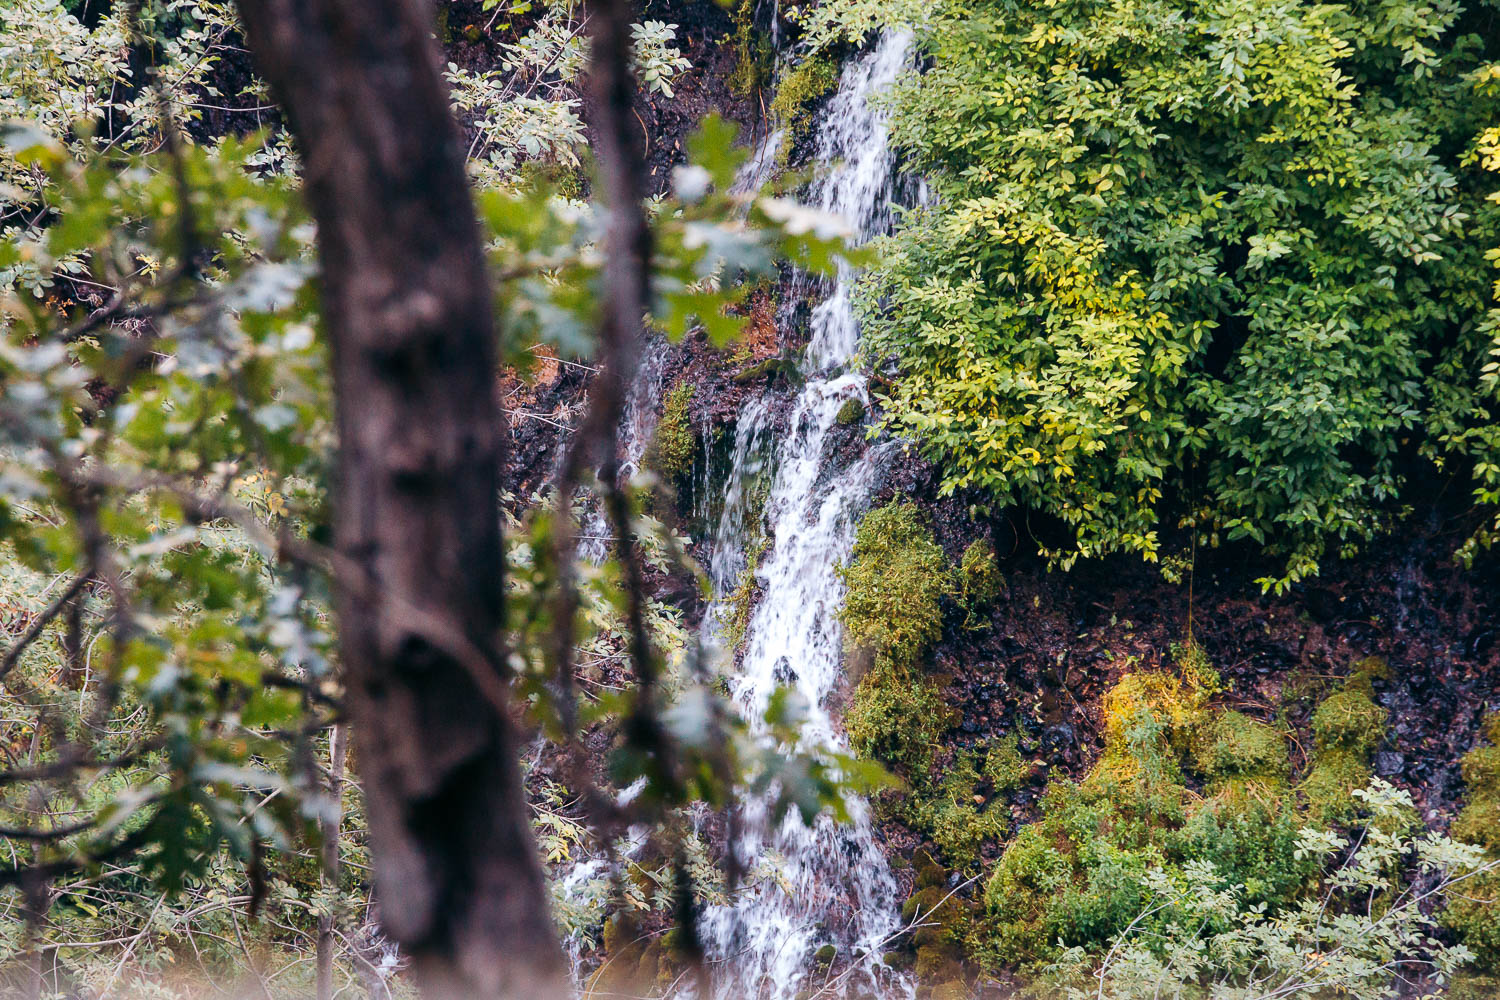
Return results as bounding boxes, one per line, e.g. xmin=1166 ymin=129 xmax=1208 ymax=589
xmin=698 ymin=32 xmax=915 ymax=1000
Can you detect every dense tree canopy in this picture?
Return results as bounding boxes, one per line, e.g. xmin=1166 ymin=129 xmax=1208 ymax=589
xmin=855 ymin=0 xmax=1500 ymax=587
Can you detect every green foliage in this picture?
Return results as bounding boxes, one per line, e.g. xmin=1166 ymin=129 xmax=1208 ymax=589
xmin=854 ymin=0 xmax=1499 ymax=588
xmin=1053 ymin=781 xmax=1492 ymax=1000
xmin=0 ymin=0 xmax=871 ymax=979
xmin=845 ymin=662 xmax=954 ymax=777
xmin=1192 ymin=710 xmax=1289 ymax=796
xmin=984 ymin=733 xmax=1028 ymax=791
xmin=838 ymin=501 xmax=952 ymax=666
xmin=957 ymin=538 xmax=1003 ymax=624
xmin=906 ymin=749 xmax=1007 ymax=869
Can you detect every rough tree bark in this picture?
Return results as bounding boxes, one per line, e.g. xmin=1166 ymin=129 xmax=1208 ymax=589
xmin=233 ymin=2 xmax=570 ymax=996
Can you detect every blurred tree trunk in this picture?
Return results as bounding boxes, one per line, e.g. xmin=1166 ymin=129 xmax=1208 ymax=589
xmin=234 ymin=2 xmax=569 ymax=996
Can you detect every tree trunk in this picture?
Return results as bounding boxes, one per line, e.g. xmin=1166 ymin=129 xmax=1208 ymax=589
xmin=316 ymin=722 xmax=347 ymax=1000
xmin=234 ymin=2 xmax=569 ymax=996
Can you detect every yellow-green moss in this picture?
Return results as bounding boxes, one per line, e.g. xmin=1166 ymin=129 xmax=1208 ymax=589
xmin=980 ymin=669 xmax=1314 ymax=972
xmin=1097 ymin=669 xmax=1207 ymax=782
xmin=958 ymin=539 xmax=1004 ymax=620
xmin=1450 ymin=972 xmax=1500 ymax=1000
xmin=902 ymin=850 xmax=974 ymax=993
xmin=1193 ymin=710 xmax=1290 ymax=797
xmin=845 ymin=662 xmax=955 ymax=776
xmin=515 ymin=159 xmax=585 ymax=200
xmin=838 ymin=502 xmax=951 ymax=667
xmin=906 ymin=750 xmax=1007 ymax=870
xmin=768 ymin=54 xmax=839 ymax=154
xmin=645 ymin=381 xmax=697 ymax=483
xmin=1442 ymin=714 xmax=1500 ymax=969
xmin=1451 ymin=714 xmax=1500 ymax=852
xmin=726 ymin=0 xmax=772 ymax=98
xmin=1299 ymin=662 xmax=1390 ymax=825
xmin=984 ymin=733 xmax=1029 ymax=791
xmin=719 ymin=534 xmax=769 ymax=653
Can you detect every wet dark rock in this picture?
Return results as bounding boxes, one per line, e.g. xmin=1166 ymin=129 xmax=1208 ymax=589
xmin=774 ymin=658 xmax=797 ymax=686
xmin=1375 ymin=751 xmax=1406 ymax=777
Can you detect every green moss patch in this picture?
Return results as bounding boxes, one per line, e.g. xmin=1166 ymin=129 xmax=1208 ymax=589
xmin=838 ymin=501 xmax=951 ymax=667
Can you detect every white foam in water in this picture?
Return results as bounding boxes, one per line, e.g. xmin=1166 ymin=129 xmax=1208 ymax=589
xmin=697 ymin=32 xmax=915 ymax=1000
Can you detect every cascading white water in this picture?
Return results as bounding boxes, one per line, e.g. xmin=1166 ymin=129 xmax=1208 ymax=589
xmin=579 ymin=335 xmax=672 ymax=563
xmin=699 ymin=32 xmax=915 ymax=1000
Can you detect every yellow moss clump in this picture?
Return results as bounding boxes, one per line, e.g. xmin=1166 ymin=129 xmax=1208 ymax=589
xmin=1451 ymin=713 xmax=1500 ymax=852
xmin=845 ymin=662 xmax=955 ymax=776
xmin=981 ymin=662 xmax=1316 ymax=972
xmin=644 ymin=380 xmax=696 ymax=483
xmin=1098 ymin=669 xmax=1208 ymax=782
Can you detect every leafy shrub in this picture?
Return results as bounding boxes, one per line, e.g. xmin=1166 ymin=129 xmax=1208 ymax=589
xmin=857 ymin=0 xmax=1499 ymax=588
xmin=983 ymin=668 xmax=1321 ymax=970
xmin=838 ymin=501 xmax=952 ymax=666
xmin=1057 ymin=781 xmax=1493 ymax=1000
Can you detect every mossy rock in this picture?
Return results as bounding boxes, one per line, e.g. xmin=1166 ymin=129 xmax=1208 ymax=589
xmin=928 ymin=982 xmax=969 ymax=1000
xmin=913 ymin=848 xmax=948 ymax=890
xmin=732 ymin=356 xmax=799 ymax=384
xmin=1299 ymin=666 xmax=1390 ymax=825
xmin=768 ymin=53 xmax=839 ymax=155
xmin=836 ymin=396 xmax=866 ymax=425
xmin=1460 ymin=734 xmax=1500 ymax=798
xmin=1310 ymin=687 xmax=1387 ymax=755
xmin=590 ymin=915 xmax=650 ymax=996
